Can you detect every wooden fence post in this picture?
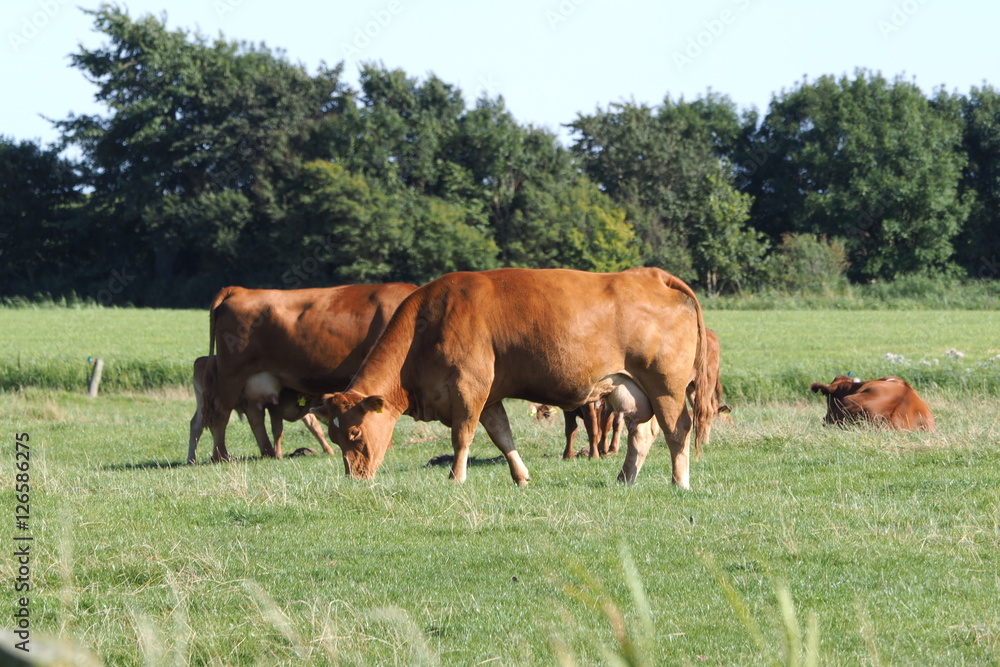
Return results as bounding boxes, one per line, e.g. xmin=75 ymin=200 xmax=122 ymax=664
xmin=88 ymin=358 xmax=104 ymax=398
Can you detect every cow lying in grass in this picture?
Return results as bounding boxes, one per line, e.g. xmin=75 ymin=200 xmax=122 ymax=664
xmin=188 ymin=356 xmax=332 ymax=463
xmin=810 ymin=375 xmax=935 ymax=431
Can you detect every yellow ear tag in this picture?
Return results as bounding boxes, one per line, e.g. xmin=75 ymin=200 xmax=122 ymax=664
xmin=297 ymin=396 xmax=307 ymax=407
xmin=374 ymin=403 xmax=383 ymax=414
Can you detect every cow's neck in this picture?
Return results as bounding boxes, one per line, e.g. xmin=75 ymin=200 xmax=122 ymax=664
xmin=350 ymin=300 xmax=417 ymax=415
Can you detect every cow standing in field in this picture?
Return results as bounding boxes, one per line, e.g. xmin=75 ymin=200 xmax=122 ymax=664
xmin=315 ymin=267 xmax=713 ymax=488
xmin=188 ymin=356 xmax=332 ymax=463
xmin=810 ymin=375 xmax=935 ymax=431
xmin=196 ymin=283 xmax=417 ymax=463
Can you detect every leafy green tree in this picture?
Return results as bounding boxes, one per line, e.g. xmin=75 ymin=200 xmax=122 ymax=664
xmin=774 ymin=233 xmax=849 ymax=293
xmin=570 ymin=99 xmax=765 ymax=287
xmin=334 ymin=64 xmax=466 ymax=195
xmin=452 ymin=97 xmax=551 ymax=263
xmin=0 ymin=137 xmax=83 ymax=293
xmin=958 ymin=86 xmax=1000 ymax=279
xmin=743 ymin=70 xmax=968 ymax=281
xmin=509 ymin=177 xmax=639 ymax=272
xmin=288 ymin=160 xmax=498 ymax=286
xmin=689 ymin=171 xmax=770 ymax=295
xmin=55 ymin=6 xmax=347 ymax=300
xmin=392 ymin=193 xmax=499 ymax=284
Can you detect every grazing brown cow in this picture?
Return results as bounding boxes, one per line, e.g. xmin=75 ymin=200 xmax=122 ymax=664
xmin=197 ymin=283 xmax=417 ymax=463
xmin=188 ymin=356 xmax=332 ymax=463
xmin=810 ymin=375 xmax=935 ymax=431
xmin=315 ymin=267 xmax=713 ymax=488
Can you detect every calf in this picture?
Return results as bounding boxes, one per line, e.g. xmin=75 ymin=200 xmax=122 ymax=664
xmin=562 ymin=400 xmax=605 ymax=459
xmin=188 ymin=356 xmax=333 ymax=463
xmin=561 ymin=329 xmax=731 ymax=461
xmin=810 ymin=375 xmax=935 ymax=431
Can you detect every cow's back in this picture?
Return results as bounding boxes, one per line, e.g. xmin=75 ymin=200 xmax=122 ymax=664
xmin=388 ymin=267 xmax=701 ymax=410
xmin=847 ymin=377 xmax=935 ymax=431
xmin=211 ymin=283 xmax=417 ymax=395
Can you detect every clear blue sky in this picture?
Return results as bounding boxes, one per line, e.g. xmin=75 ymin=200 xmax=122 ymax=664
xmin=2 ymin=0 xmax=997 ymax=150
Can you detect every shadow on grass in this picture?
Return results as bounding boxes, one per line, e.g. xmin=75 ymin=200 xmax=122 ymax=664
xmin=105 ymin=450 xmax=328 ymax=471
xmin=103 ymin=455 xmax=259 ymax=471
xmin=424 ymin=453 xmax=506 ymax=468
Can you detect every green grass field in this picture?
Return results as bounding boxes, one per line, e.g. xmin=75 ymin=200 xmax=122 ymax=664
xmin=1 ymin=307 xmax=999 ymax=665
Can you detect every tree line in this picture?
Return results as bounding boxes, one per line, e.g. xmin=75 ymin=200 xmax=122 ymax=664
xmin=2 ymin=6 xmax=999 ymax=307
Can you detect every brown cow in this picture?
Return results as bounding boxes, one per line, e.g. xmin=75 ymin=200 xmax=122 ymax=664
xmin=809 ymin=375 xmax=935 ymax=431
xmin=315 ymin=267 xmax=713 ymax=488
xmin=197 ymin=283 xmax=417 ymax=463
xmin=188 ymin=356 xmax=332 ymax=463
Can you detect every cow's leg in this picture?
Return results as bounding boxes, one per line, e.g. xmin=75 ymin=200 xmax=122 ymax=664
xmin=207 ymin=409 xmax=231 ymax=463
xmin=188 ymin=390 xmax=205 ymax=464
xmin=479 ymin=402 xmax=530 ymax=486
xmin=245 ymin=405 xmax=277 ymax=458
xmin=202 ymin=363 xmax=243 ymax=463
xmin=597 ymin=405 xmax=614 ymax=457
xmin=562 ymin=410 xmax=579 ymax=459
xmin=646 ymin=394 xmax=693 ymax=489
xmin=616 ymin=417 xmax=660 ymax=484
xmin=609 ymin=412 xmax=624 ymax=455
xmin=269 ymin=408 xmax=285 ymax=459
xmin=583 ymin=402 xmax=602 ymax=459
xmin=448 ymin=419 xmax=478 ymax=483
xmin=301 ymin=413 xmax=337 ymax=455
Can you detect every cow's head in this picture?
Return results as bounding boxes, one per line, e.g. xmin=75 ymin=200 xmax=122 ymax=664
xmin=809 ymin=375 xmax=862 ymax=425
xmin=312 ymin=390 xmax=398 ymax=479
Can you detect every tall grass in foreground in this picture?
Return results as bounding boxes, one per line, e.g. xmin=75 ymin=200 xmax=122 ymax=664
xmin=5 ymin=388 xmax=997 ymax=664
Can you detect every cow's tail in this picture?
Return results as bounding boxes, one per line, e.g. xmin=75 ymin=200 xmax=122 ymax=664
xmin=208 ymin=286 xmax=239 ymax=358
xmin=202 ymin=287 xmax=240 ymax=426
xmin=663 ymin=272 xmax=712 ymax=460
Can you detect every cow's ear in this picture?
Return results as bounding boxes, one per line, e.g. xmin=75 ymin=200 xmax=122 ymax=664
xmin=309 ymin=396 xmax=333 ymax=425
xmin=362 ymin=396 xmax=386 ymax=414
xmin=810 ymin=382 xmax=831 ymax=395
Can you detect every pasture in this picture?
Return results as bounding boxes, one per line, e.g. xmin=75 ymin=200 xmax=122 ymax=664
xmin=1 ymin=307 xmax=999 ymax=665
